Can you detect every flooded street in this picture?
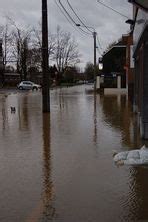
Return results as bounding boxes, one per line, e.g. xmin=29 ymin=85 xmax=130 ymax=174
xmin=0 ymin=85 xmax=148 ymax=222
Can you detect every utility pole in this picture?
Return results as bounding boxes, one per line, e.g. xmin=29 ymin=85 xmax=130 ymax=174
xmin=42 ymin=0 xmax=50 ymax=112
xmin=76 ymin=24 xmax=97 ymax=91
xmin=93 ymin=32 xmax=97 ymax=91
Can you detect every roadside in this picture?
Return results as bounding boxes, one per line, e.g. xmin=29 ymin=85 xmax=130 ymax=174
xmin=0 ymin=86 xmax=18 ymax=92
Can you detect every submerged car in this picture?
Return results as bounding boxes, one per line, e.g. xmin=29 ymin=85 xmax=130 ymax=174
xmin=17 ymin=81 xmax=41 ymax=90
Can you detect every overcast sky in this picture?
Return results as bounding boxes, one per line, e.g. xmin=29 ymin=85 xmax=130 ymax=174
xmin=0 ymin=0 xmax=132 ymax=69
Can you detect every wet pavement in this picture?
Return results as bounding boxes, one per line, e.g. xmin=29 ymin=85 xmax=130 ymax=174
xmin=0 ymin=85 xmax=148 ymax=222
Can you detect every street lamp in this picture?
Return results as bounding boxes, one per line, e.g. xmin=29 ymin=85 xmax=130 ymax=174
xmin=128 ymin=0 xmax=148 ymax=11
xmin=42 ymin=0 xmax=50 ymax=112
xmin=76 ymin=24 xmax=97 ymax=91
xmin=125 ymin=19 xmax=135 ymax=25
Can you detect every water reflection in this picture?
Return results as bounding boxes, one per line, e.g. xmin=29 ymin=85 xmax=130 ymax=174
xmin=133 ymin=117 xmax=143 ymax=149
xmin=59 ymin=89 xmax=65 ymax=110
xmin=133 ymin=167 xmax=148 ymax=221
xmin=100 ymin=94 xmax=142 ymax=149
xmin=18 ymin=96 xmax=30 ymax=131
xmin=40 ymin=113 xmax=55 ymax=221
xmin=1 ymin=97 xmax=7 ymax=132
xmin=120 ymin=166 xmax=148 ymax=222
xmin=26 ymin=113 xmax=55 ymax=222
xmin=93 ymin=94 xmax=97 ymax=145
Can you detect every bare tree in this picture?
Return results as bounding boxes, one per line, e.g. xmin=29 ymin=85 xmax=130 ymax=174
xmin=54 ymin=26 xmax=80 ymax=74
xmin=33 ymin=23 xmax=56 ymax=68
xmin=1 ymin=20 xmax=13 ymax=68
xmin=0 ymin=19 xmax=15 ymax=85
xmin=7 ymin=17 xmax=31 ymax=80
xmin=0 ymin=19 xmax=81 ymax=83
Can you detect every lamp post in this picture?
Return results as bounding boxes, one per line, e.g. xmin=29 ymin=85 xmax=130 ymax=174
xmin=128 ymin=0 xmax=148 ymax=11
xmin=42 ymin=0 xmax=50 ymax=112
xmin=76 ymin=24 xmax=97 ymax=91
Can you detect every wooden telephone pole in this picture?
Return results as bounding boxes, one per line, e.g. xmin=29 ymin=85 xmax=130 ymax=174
xmin=42 ymin=0 xmax=50 ymax=112
xmin=93 ymin=31 xmax=97 ymax=91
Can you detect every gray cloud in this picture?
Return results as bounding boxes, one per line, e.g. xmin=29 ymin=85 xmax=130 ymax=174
xmin=0 ymin=0 xmax=132 ymax=68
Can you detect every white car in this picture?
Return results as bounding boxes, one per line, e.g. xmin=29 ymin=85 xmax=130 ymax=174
xmin=17 ymin=81 xmax=41 ymax=90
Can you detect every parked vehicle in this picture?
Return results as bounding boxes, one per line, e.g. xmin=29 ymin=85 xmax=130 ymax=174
xmin=17 ymin=81 xmax=41 ymax=90
xmin=86 ymin=80 xmax=95 ymax=85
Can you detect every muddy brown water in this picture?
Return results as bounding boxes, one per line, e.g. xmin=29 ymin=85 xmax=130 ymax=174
xmin=0 ymin=85 xmax=147 ymax=222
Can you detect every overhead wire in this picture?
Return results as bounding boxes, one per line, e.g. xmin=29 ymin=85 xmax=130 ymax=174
xmin=97 ymin=0 xmax=129 ymax=19
xmin=55 ymin=0 xmax=103 ymax=57
xmin=96 ymin=0 xmax=130 ymax=55
xmin=65 ymin=0 xmax=104 ymax=56
xmin=57 ymin=0 xmax=92 ymax=36
xmin=66 ymin=0 xmax=92 ymax=34
xmin=55 ymin=0 xmax=84 ymax=36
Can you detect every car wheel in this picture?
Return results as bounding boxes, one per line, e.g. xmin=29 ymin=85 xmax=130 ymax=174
xmin=19 ymin=86 xmax=23 ymax=90
xmin=33 ymin=87 xmax=38 ymax=91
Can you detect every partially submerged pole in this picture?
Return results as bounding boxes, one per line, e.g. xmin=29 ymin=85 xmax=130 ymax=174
xmin=93 ymin=31 xmax=97 ymax=92
xmin=42 ymin=0 xmax=50 ymax=112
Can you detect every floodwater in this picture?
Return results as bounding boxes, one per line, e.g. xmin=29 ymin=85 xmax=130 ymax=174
xmin=0 ymin=85 xmax=147 ymax=222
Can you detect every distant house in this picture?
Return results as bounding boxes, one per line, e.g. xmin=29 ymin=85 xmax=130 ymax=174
xmin=102 ymin=34 xmax=134 ymax=93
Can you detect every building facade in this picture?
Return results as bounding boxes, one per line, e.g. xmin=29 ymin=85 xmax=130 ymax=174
xmin=123 ymin=33 xmax=134 ymax=99
xmin=132 ymin=7 xmax=148 ymax=139
xmin=102 ymin=34 xmax=134 ymax=92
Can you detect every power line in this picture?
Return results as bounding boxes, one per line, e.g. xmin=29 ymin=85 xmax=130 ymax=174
xmin=55 ymin=1 xmax=103 ymax=57
xmin=55 ymin=0 xmax=84 ymax=36
xmin=97 ymin=0 xmax=129 ymax=19
xmin=66 ymin=0 xmax=104 ymax=55
xmin=66 ymin=0 xmax=92 ymax=34
xmin=58 ymin=0 xmax=77 ymax=25
xmin=58 ymin=0 xmax=91 ymax=36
